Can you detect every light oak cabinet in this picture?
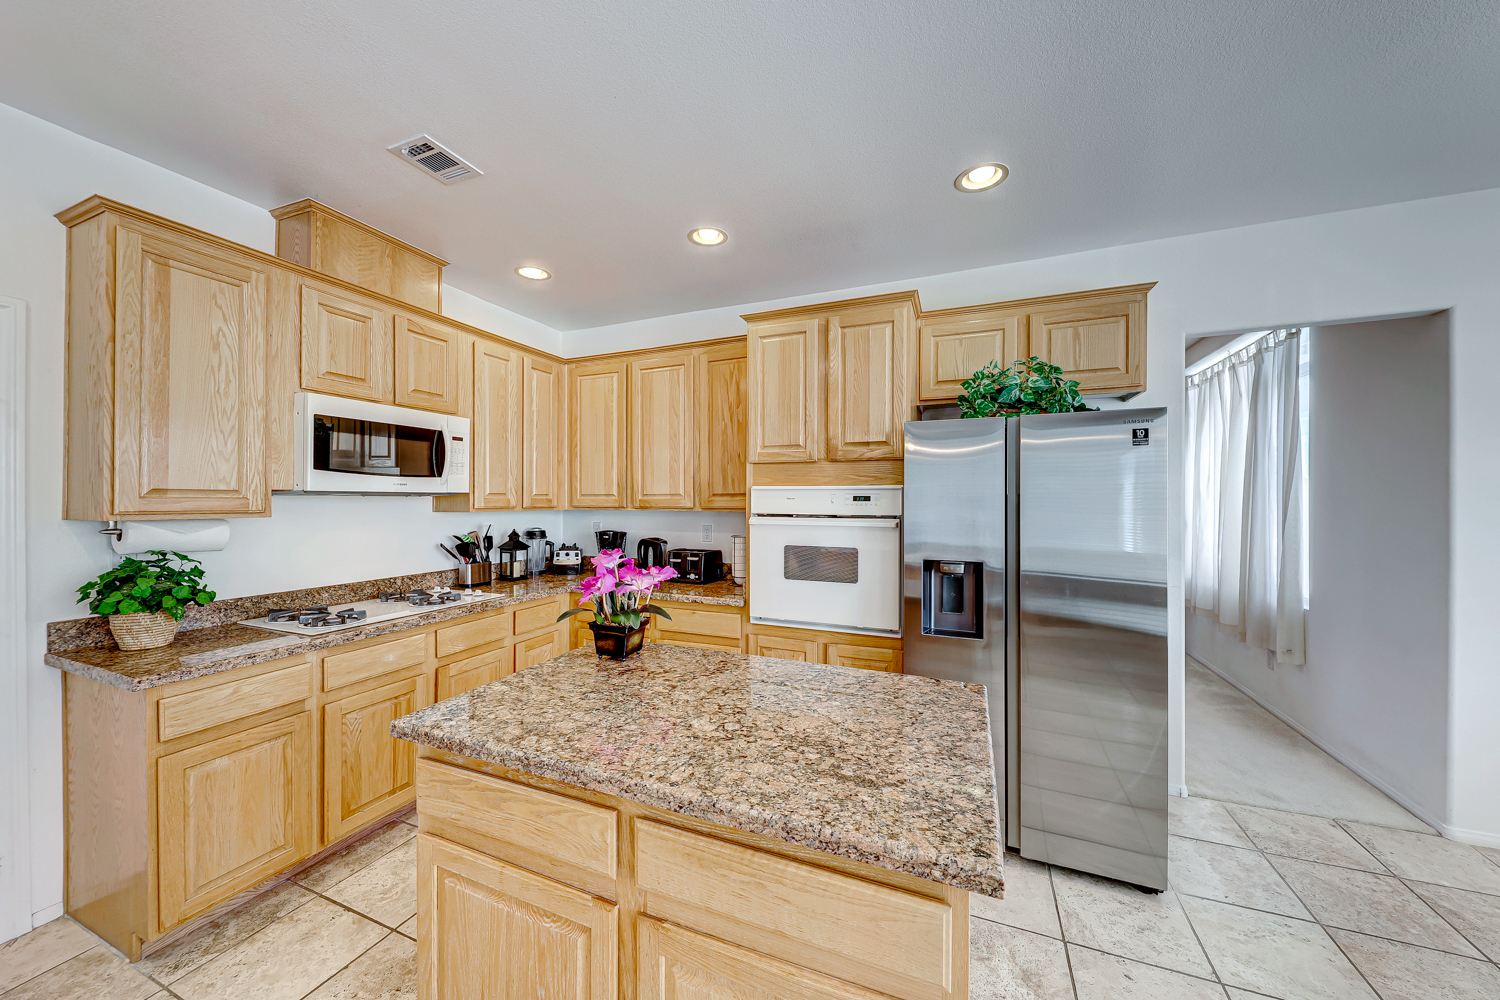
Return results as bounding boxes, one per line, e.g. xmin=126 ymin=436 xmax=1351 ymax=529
xmin=569 ymin=359 xmax=629 ymax=508
xmin=435 ymin=647 xmax=512 ymax=701
xmin=468 ymin=340 xmax=523 ymax=510
xmin=300 ymin=283 xmax=394 ymax=403
xmin=524 ymin=355 xmax=565 ymax=509
xmin=418 ymin=833 xmax=618 ymax=1000
xmin=322 ymin=672 xmax=431 ymax=842
xmin=394 ymin=314 xmax=468 ymax=414
xmin=745 ymin=292 xmax=918 ymax=465
xmin=916 ymin=284 xmax=1152 ymax=400
xmin=272 ymin=199 xmax=446 ymax=312
xmin=156 ymin=711 xmax=315 ymax=929
xmin=60 ymin=202 xmax=272 ymax=519
xmin=515 ymin=628 xmax=564 ymax=670
xmin=697 ymin=343 xmax=748 ymax=510
xmin=746 ymin=633 xmax=819 ymax=662
xmin=749 ymin=626 xmax=903 ymax=672
xmin=630 ymin=351 xmax=696 ymax=509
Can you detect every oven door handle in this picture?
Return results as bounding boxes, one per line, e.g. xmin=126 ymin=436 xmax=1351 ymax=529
xmin=748 ymin=515 xmax=900 ymax=527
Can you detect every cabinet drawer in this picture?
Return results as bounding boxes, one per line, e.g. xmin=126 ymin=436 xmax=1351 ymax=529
xmin=824 ymin=644 xmax=902 ymax=673
xmin=158 ymin=660 xmax=312 ymax=742
xmin=512 ymin=600 xmax=559 ymax=637
xmin=435 ymin=612 xmax=510 ymax=658
xmin=323 ymin=633 xmax=428 ymax=691
xmin=416 ymin=759 xmax=617 ymax=898
xmin=657 ymin=606 xmax=742 ymax=641
xmin=635 ymin=820 xmax=953 ymax=1000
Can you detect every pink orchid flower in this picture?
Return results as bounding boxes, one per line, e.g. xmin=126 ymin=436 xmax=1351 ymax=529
xmin=592 ymin=548 xmax=626 ymax=570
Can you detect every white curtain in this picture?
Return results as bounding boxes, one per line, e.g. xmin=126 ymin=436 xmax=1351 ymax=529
xmin=1186 ymin=329 xmax=1305 ymax=664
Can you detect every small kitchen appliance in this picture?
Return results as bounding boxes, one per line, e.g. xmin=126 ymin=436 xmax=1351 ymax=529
xmin=552 ymin=543 xmax=583 ymax=575
xmin=595 ymin=529 xmax=626 ymax=552
xmin=496 ymin=529 xmax=529 ymax=581
xmin=292 ymin=392 xmax=469 ymax=495
xmin=523 ymin=528 xmax=553 ymax=576
xmin=667 ymin=548 xmax=724 ymax=584
xmin=636 ymin=537 xmax=669 ymax=568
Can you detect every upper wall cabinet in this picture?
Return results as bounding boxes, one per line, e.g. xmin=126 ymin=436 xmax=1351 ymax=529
xmin=394 ymin=314 xmax=469 ymax=414
xmin=523 ymin=356 xmax=564 ymax=509
xmin=629 ymin=351 xmax=696 ymax=509
xmin=467 ymin=339 xmax=523 ymax=510
xmin=59 ymin=199 xmax=271 ymax=520
xmin=917 ymin=306 xmax=1023 ymax=401
xmin=272 ymin=200 xmax=446 ymax=312
xmin=300 ymin=283 xmax=394 ymax=403
xmin=745 ymin=292 xmax=919 ymax=464
xmin=697 ymin=343 xmax=747 ymax=510
xmin=917 ymin=284 xmax=1153 ymax=400
xmin=568 ymin=360 xmax=628 ymax=508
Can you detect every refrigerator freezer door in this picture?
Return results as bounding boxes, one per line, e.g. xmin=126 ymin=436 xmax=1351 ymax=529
xmin=1019 ymin=408 xmax=1169 ymax=889
xmin=902 ymin=417 xmax=1009 ymax=835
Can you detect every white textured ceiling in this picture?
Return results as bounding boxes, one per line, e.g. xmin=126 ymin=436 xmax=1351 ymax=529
xmin=5 ymin=1 xmax=1499 ymax=330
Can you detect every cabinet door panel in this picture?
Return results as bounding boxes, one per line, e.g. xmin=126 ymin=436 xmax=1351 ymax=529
xmin=300 ymin=284 xmax=393 ymax=402
xmin=524 ymin=355 xmax=563 ymax=509
xmin=747 ymin=634 xmax=818 ymax=661
xmin=472 ymin=340 xmax=523 ymax=509
xmin=324 ymin=674 xmax=430 ymax=841
xmin=394 ymin=315 xmax=466 ymax=414
xmin=419 ymin=834 xmax=616 ymax=1000
xmin=436 ymin=646 xmax=512 ymax=701
xmin=747 ymin=319 xmax=819 ymax=463
xmin=639 ymin=917 xmax=892 ymax=1000
xmin=113 ymin=226 xmax=269 ymax=515
xmin=918 ymin=309 xmax=1023 ymax=401
xmin=515 ymin=629 xmax=563 ymax=671
xmin=568 ymin=361 xmax=627 ymax=508
xmin=824 ymin=644 xmax=902 ymax=673
xmin=826 ymin=299 xmax=914 ymax=461
xmin=630 ymin=352 xmax=695 ymax=509
xmin=1025 ymin=291 xmax=1145 ymax=393
xmin=157 ymin=713 xmax=314 ymax=930
xmin=697 ymin=344 xmax=747 ymax=509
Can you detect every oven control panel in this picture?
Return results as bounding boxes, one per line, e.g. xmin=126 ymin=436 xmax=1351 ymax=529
xmin=749 ymin=485 xmax=903 ymax=516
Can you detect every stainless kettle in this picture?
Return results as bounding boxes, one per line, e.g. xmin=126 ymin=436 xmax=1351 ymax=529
xmin=636 ymin=537 xmax=669 ymax=568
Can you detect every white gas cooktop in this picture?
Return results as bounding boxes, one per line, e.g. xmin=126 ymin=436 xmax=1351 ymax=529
xmin=240 ymin=589 xmax=505 ymax=635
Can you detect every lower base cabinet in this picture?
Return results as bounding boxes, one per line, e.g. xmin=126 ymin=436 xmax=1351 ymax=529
xmin=156 ymin=712 xmax=316 ymax=930
xmin=417 ymin=833 xmax=618 ymax=1000
xmin=323 ymin=673 xmax=430 ymax=842
xmin=748 ymin=628 xmax=902 ymax=672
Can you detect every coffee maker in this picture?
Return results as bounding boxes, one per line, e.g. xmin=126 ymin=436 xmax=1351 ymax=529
xmin=595 ymin=529 xmax=626 ymax=552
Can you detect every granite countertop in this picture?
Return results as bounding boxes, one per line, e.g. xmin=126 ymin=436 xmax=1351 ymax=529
xmin=46 ymin=578 xmax=577 ymax=692
xmin=622 ymin=577 xmax=744 ymax=607
xmin=391 ymin=643 xmax=1003 ymax=897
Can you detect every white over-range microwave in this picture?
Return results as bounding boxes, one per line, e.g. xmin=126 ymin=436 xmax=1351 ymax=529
xmin=292 ymin=392 xmax=470 ymax=495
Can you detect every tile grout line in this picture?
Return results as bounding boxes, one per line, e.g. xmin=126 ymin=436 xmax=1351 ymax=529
xmin=1394 ymin=877 xmax=1499 ymax=967
xmin=289 ymin=929 xmax=397 ymax=1000
xmin=1063 ymin=941 xmax=1235 ymax=991
xmin=1181 ymin=805 xmax=1254 ymax=996
xmin=1043 ymin=862 xmax=1082 ymax=1000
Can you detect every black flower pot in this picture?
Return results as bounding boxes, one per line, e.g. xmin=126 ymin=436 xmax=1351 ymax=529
xmin=589 ymin=619 xmax=648 ymax=660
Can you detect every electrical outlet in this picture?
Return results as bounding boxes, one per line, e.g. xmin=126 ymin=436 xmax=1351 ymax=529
xmin=701 ymin=523 xmax=713 ymax=542
xmin=591 ymin=521 xmax=601 ymax=532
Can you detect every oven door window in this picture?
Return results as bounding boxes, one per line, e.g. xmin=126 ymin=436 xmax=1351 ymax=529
xmin=313 ymin=415 xmax=445 ymax=478
xmin=783 ymin=545 xmax=859 ymax=584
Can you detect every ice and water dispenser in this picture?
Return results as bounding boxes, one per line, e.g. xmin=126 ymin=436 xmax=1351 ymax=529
xmin=920 ymin=559 xmax=984 ymax=639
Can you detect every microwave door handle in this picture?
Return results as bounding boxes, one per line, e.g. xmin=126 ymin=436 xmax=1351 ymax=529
xmin=432 ymin=430 xmax=447 ymax=479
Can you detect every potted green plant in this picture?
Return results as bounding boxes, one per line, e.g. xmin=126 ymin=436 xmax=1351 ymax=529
xmin=956 ymin=357 xmax=1096 ymax=417
xmin=76 ymin=550 xmax=216 ymax=651
xmin=557 ymin=549 xmax=676 ymax=660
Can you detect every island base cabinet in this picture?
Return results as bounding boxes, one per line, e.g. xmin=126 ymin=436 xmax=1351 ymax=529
xmin=639 ymin=917 xmax=894 ymax=1000
xmin=157 ymin=712 xmax=316 ymax=930
xmin=417 ymin=832 xmax=618 ymax=1000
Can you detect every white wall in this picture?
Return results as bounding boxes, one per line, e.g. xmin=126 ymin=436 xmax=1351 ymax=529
xmin=562 ymin=188 xmax=1500 ymax=845
xmin=440 ymin=284 xmax=562 ymax=357
xmin=561 ymin=510 xmax=746 ymax=559
xmin=1188 ymin=313 xmax=1452 ymax=827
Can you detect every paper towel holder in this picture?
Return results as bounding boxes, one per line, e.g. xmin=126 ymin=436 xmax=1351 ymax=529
xmin=99 ymin=521 xmax=123 ymax=541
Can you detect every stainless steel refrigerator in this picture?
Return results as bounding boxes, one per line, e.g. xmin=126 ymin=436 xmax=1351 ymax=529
xmin=903 ymin=409 xmax=1169 ymax=890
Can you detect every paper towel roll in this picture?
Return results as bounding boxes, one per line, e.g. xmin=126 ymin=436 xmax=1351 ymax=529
xmin=111 ymin=520 xmax=231 ymax=555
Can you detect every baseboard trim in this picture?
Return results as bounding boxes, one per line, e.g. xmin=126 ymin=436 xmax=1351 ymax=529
xmin=1185 ymin=653 xmax=1479 ymax=843
xmin=31 ymin=902 xmax=63 ymax=927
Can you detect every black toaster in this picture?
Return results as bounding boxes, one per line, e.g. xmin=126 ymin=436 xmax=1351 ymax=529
xmin=667 ymin=548 xmax=724 ymax=584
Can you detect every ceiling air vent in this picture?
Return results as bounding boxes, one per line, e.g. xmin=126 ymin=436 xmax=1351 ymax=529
xmin=388 ymin=134 xmax=482 ymax=184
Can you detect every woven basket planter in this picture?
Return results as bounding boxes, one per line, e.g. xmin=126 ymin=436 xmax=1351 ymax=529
xmin=108 ymin=611 xmax=181 ymax=651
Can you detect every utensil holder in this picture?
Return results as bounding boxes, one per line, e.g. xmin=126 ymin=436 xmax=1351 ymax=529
xmin=454 ymin=563 xmax=493 ymax=589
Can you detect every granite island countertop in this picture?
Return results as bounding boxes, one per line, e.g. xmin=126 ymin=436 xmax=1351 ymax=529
xmin=391 ymin=642 xmax=1003 ymax=897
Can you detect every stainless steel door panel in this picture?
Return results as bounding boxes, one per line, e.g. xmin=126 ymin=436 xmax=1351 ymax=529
xmin=1019 ymin=408 xmax=1169 ymax=889
xmin=902 ymin=417 xmax=1008 ymax=837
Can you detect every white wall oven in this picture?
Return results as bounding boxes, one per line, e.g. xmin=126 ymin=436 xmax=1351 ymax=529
xmin=749 ymin=486 xmax=903 ymax=636
xmin=293 ymin=392 xmax=469 ymax=495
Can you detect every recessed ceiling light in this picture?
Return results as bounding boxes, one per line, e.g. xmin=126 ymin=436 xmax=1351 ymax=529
xmin=954 ymin=163 xmax=1009 ymax=192
xmin=688 ymin=227 xmax=728 ymax=247
xmin=515 ymin=266 xmax=551 ymax=280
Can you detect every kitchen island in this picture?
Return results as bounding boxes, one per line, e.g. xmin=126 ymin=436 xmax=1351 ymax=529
xmin=391 ymin=642 xmax=1002 ymax=1000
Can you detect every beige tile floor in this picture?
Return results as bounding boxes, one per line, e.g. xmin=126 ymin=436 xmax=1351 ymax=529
xmin=4 ymin=796 xmax=1500 ymax=999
